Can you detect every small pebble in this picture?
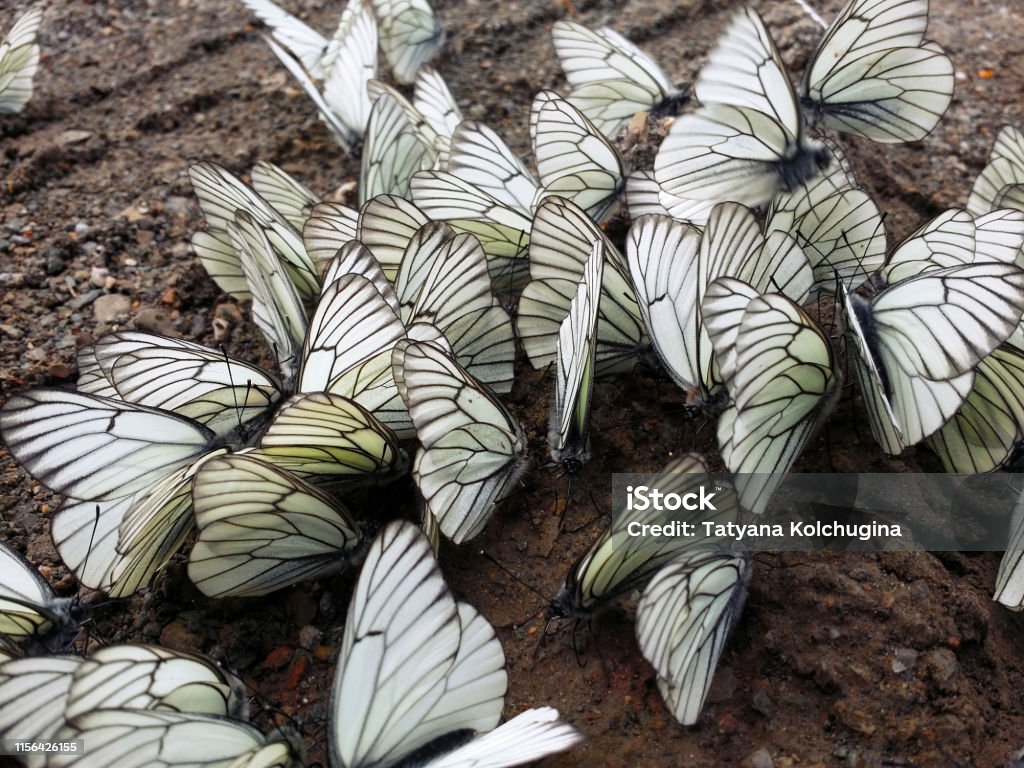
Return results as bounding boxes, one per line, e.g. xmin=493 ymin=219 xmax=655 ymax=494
xmin=93 ymin=293 xmax=131 ymax=324
xmin=90 ymin=266 xmax=110 ymax=288
xmin=744 ymin=747 xmax=774 ymax=768
xmin=892 ymin=648 xmax=918 ymax=674
xmin=67 ymin=289 xmax=102 ymax=311
xmin=298 ymin=625 xmax=323 ymax=651
xmin=46 ymin=252 xmax=67 ymax=276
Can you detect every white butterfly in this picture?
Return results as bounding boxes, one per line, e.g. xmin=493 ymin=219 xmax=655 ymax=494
xmin=995 ymin=489 xmax=1024 ymax=611
xmin=52 ymin=709 xmax=297 ymax=768
xmin=0 ymin=542 xmax=76 ymax=649
xmin=551 ymin=20 xmax=683 ymax=139
xmin=369 ymin=0 xmax=443 ymax=84
xmin=0 ymin=5 xmax=42 ymax=114
xmin=249 ymin=160 xmax=321 ymax=230
xmin=393 ymin=340 xmax=527 ymax=544
xmin=626 ymin=204 xmax=813 ymax=406
xmin=967 ymin=125 xmax=1024 ymax=217
xmin=517 ymin=196 xmax=648 ymax=376
xmin=549 ymin=241 xmax=602 ymax=471
xmin=765 ymin=140 xmax=887 ymax=293
xmin=331 ymin=520 xmax=583 ymax=767
xmin=0 ymin=655 xmax=80 ymax=766
xmin=703 ymin=277 xmax=838 ymax=514
xmin=799 ymin=0 xmax=954 ymax=144
xmin=636 ymin=548 xmax=750 ymax=726
xmin=256 ymin=0 xmax=378 ymax=152
xmin=654 ymin=8 xmax=831 ymax=209
xmin=302 ymin=199 xmax=360 ymax=268
xmin=187 ymin=452 xmax=362 ymax=598
xmin=843 ymin=227 xmax=1024 ymax=454
xmin=549 ymin=454 xmax=737 ymax=620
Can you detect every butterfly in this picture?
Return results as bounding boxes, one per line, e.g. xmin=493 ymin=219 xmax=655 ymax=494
xmin=549 ymin=454 xmax=737 ymax=619
xmin=967 ymin=125 xmax=1024 ymax=217
xmin=0 ymin=542 xmax=77 ymax=651
xmin=995 ymin=488 xmax=1024 ymax=610
xmin=52 ymin=709 xmax=297 ymax=768
xmin=636 ymin=548 xmax=750 ymax=725
xmin=255 ymin=0 xmax=378 ymax=152
xmin=369 ymin=0 xmax=443 ymax=84
xmin=517 ymin=195 xmax=648 ymax=376
xmin=393 ymin=340 xmax=527 ymax=544
xmin=703 ymin=277 xmax=838 ymax=514
xmin=765 ymin=140 xmax=888 ymax=293
xmin=0 ymin=655 xmax=80 ymax=766
xmin=626 ymin=205 xmax=813 ymax=407
xmin=842 ymin=220 xmax=1024 ymax=454
xmin=799 ymin=0 xmax=954 ymax=144
xmin=654 ymin=8 xmax=831 ymax=209
xmin=330 ymin=520 xmax=583 ymax=767
xmin=551 ymin=20 xmax=684 ymax=139
xmin=0 ymin=5 xmax=42 ymax=114
xmin=187 ymin=451 xmax=362 ymax=598
xmin=549 ymin=241 xmax=602 ymax=471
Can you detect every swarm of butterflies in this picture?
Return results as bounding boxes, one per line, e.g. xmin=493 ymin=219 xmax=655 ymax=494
xmin=6 ymin=0 xmax=1024 ymax=764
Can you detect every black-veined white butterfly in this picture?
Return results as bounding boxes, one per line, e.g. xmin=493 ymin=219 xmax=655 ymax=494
xmin=331 ymin=520 xmax=583 ymax=768
xmin=654 ymin=8 xmax=830 ymax=209
xmin=369 ymin=0 xmax=443 ymax=84
xmin=765 ymin=140 xmax=887 ymax=293
xmin=636 ymin=548 xmax=750 ymax=726
xmin=626 ymin=205 xmax=813 ymax=407
xmin=549 ymin=241 xmax=601 ymax=471
xmin=53 ymin=709 xmax=297 ymax=768
xmin=393 ymin=340 xmax=527 ymax=544
xmin=413 ymin=65 xmax=462 ymax=158
xmin=799 ymin=0 xmax=954 ymax=144
xmin=0 ymin=541 xmax=77 ymax=650
xmin=187 ymin=452 xmax=362 ymax=598
xmin=842 ymin=227 xmax=1024 ymax=454
xmin=517 ymin=196 xmax=648 ymax=376
xmin=0 ymin=5 xmax=42 ymax=114
xmin=250 ymin=160 xmax=321 ymax=231
xmin=551 ymin=20 xmax=684 ymax=140
xmin=968 ymin=125 xmax=1024 ymax=217
xmin=0 ymin=655 xmax=79 ymax=766
xmin=995 ymin=488 xmax=1024 ymax=610
xmin=256 ymin=0 xmax=377 ymax=152
xmin=549 ymin=454 xmax=737 ymax=619
xmin=703 ymin=277 xmax=838 ymax=514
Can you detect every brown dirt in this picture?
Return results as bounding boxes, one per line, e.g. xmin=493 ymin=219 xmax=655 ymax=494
xmin=2 ymin=0 xmax=1024 ymax=766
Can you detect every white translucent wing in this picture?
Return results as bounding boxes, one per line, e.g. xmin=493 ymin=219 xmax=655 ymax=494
xmin=625 ymin=170 xmax=673 ymax=219
xmin=361 ymin=88 xmax=437 ymax=205
xmin=800 ymin=0 xmax=950 ymax=143
xmin=549 ymin=242 xmax=602 ymax=467
xmin=299 ymin=273 xmax=410 ymax=436
xmin=188 ymin=453 xmax=360 ymax=598
xmin=968 ymin=126 xmax=1024 ymax=217
xmin=393 ymin=341 xmax=526 ymax=543
xmin=320 ymin=240 xmax=400 ymax=315
xmin=414 ymin=66 xmax=463 ymax=139
xmin=695 ymin=7 xmax=799 ymax=131
xmin=518 ymin=196 xmax=647 ymax=375
xmin=80 ymin=331 xmax=282 ymax=438
xmin=0 ymin=655 xmax=79 ymax=757
xmin=53 ymin=709 xmax=293 ymax=768
xmin=357 ymin=193 xmax=431 ymax=280
xmin=974 ymin=208 xmax=1024 ymax=264
xmin=995 ymin=491 xmax=1024 ymax=610
xmin=228 ymin=213 xmax=308 ymax=382
xmin=303 ymin=201 xmax=359 ymax=266
xmin=0 ymin=542 xmax=72 ymax=641
xmin=552 ymin=20 xmax=680 ymax=138
xmin=242 ymin=0 xmax=329 ymax=76
xmin=0 ymin=389 xmax=215 ymax=501
xmin=321 ymin=0 xmax=378 ymax=141
xmin=636 ymin=549 xmax=750 ymax=726
xmin=925 ymin=345 xmax=1024 ymax=473
xmin=394 ymin=221 xmax=459 ymax=319
xmin=708 ymin=288 xmax=837 ymax=514
xmin=253 ymin=391 xmax=403 ymax=482
xmin=65 ymin=644 xmax=246 ymax=721
xmin=447 ymin=121 xmax=538 ymax=216
xmin=370 ymin=0 xmax=443 ymax=84
xmin=530 ymin=90 xmax=625 ymax=222
xmin=419 ymin=707 xmax=583 ymax=768
xmin=330 ymin=520 xmax=461 ymax=768
xmin=0 ymin=5 xmax=42 ymax=114
xmin=880 ymin=208 xmax=976 ymax=284
xmin=250 ymin=161 xmax=321 ymax=230
xmin=549 ymin=454 xmax=737 ymax=619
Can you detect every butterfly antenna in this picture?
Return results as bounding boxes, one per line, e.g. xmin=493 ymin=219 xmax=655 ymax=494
xmin=477 ymin=548 xmax=550 ymax=614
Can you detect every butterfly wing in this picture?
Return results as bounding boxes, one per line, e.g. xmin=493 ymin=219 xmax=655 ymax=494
xmin=370 ymin=0 xmax=443 ymax=84
xmin=0 ymin=5 xmax=42 ymax=114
